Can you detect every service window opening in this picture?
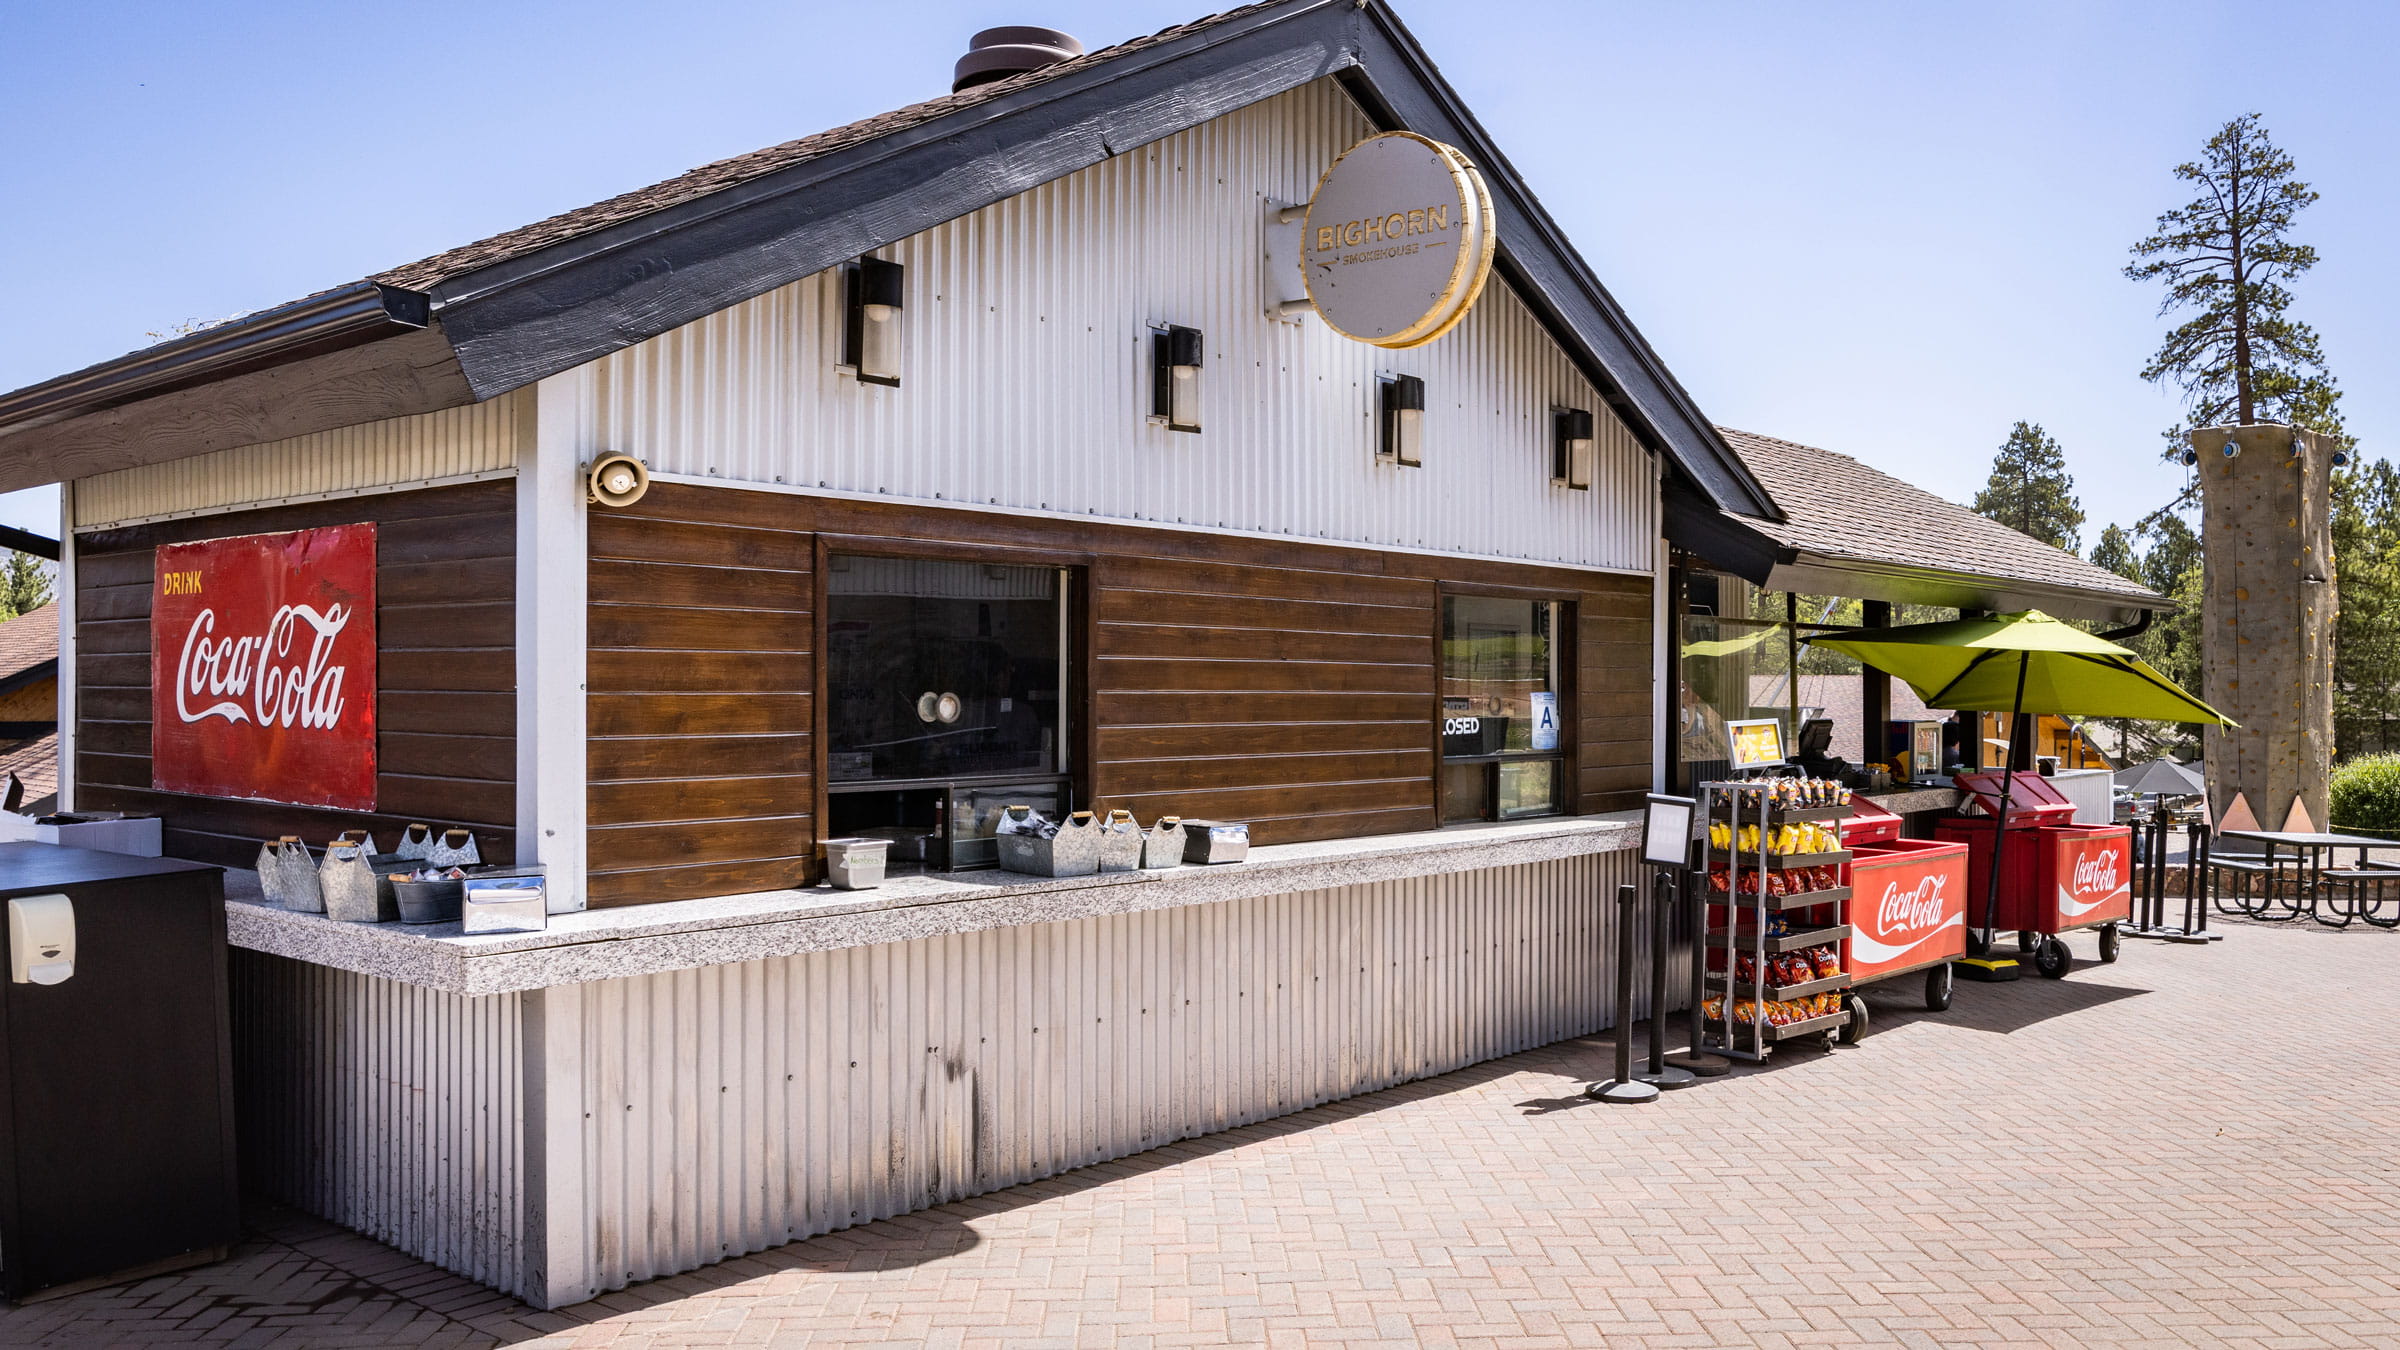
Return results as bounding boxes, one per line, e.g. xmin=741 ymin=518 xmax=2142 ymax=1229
xmin=1439 ymin=594 xmax=1563 ymax=822
xmin=824 ymin=555 xmax=1070 ymax=871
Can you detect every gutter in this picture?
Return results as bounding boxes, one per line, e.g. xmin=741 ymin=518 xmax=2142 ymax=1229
xmin=0 ymin=283 xmax=430 ymax=440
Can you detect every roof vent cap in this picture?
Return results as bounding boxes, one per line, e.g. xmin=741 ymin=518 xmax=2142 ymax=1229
xmin=953 ymin=26 xmax=1084 ymax=92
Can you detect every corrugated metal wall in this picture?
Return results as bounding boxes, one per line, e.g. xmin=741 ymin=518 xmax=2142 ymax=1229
xmin=230 ymin=948 xmax=528 ymax=1296
xmin=570 ymin=80 xmax=1658 ymax=573
xmin=567 ymin=851 xmax=1664 ymax=1293
xmin=73 ymin=392 xmax=523 ymax=529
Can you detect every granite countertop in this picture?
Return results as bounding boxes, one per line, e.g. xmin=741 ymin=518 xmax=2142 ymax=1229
xmin=227 ymin=812 xmax=1644 ymax=996
xmin=1859 ymin=786 xmax=1962 ymax=815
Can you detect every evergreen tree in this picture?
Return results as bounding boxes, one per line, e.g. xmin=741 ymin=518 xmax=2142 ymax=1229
xmin=2126 ymin=113 xmax=2346 ymax=479
xmin=1971 ymin=422 xmax=2084 ymax=552
xmin=2090 ymin=524 xmax=2141 ymax=582
xmin=2332 ymin=461 xmax=2400 ymax=754
xmin=0 ymin=552 xmax=51 ymax=620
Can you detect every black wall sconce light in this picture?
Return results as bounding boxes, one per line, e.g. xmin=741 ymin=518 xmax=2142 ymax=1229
xmin=1554 ymin=407 xmax=1595 ymax=489
xmin=1151 ymin=325 xmax=1204 ymax=432
xmin=843 ymin=257 xmax=905 ymax=387
xmin=1380 ymin=375 xmax=1424 ymax=467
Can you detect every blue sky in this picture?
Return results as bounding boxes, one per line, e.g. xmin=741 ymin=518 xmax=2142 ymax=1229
xmin=4 ymin=0 xmax=2394 ymax=553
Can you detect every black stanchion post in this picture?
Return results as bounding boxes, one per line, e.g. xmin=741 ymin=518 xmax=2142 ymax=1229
xmin=1640 ymin=867 xmax=1696 ymax=1090
xmin=2160 ymin=816 xmax=2179 ymax=932
xmin=2173 ymin=820 xmax=2220 ymax=942
xmin=1587 ymin=883 xmax=1660 ymax=1104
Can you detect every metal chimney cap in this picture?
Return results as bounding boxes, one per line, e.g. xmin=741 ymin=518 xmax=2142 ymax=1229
xmin=953 ymin=25 xmax=1085 ymax=92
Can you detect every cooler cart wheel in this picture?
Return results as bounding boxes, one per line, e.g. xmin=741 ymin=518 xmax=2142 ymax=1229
xmin=2098 ymin=921 xmax=2121 ymax=964
xmin=1837 ymin=993 xmax=1869 ymax=1044
xmin=2033 ymin=935 xmax=2071 ymax=979
xmin=2016 ymin=930 xmax=2038 ymax=954
xmin=1924 ymin=962 xmax=1954 ymax=1011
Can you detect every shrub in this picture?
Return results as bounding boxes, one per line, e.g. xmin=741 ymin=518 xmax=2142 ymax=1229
xmin=2328 ymin=754 xmax=2400 ymax=836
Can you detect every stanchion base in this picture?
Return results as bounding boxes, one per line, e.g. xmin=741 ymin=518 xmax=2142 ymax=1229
xmin=2121 ymin=924 xmax=2180 ymax=941
xmin=1639 ymin=1065 xmax=1699 ymax=1090
xmin=1953 ymin=956 xmax=2021 ymax=983
xmin=1585 ymin=1079 xmax=1660 ymax=1104
xmin=1663 ymin=1051 xmax=1732 ymax=1077
xmin=2162 ymin=930 xmax=2221 ymax=944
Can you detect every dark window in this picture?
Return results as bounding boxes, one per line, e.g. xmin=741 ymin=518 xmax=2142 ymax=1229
xmin=824 ymin=555 xmax=1070 ymax=869
xmin=1439 ymin=594 xmax=1564 ymax=822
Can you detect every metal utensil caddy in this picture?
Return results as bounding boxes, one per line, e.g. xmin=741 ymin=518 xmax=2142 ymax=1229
xmin=1698 ymin=781 xmax=1857 ymax=1060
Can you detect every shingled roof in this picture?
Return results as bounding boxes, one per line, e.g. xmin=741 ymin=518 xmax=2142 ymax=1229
xmin=0 ymin=603 xmax=57 ymax=688
xmin=1674 ymin=430 xmax=2165 ymax=624
xmin=0 ymin=0 xmax=1773 ymax=520
xmin=375 ymin=4 xmax=1277 ymax=293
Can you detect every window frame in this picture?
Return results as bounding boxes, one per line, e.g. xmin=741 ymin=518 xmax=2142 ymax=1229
xmin=812 ymin=535 xmax=1096 ymax=864
xmin=1433 ymin=583 xmax=1578 ymax=824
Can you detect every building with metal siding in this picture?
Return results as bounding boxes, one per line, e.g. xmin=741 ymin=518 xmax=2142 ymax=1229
xmin=578 ymin=80 xmax=1657 ymax=573
xmin=0 ymin=0 xmax=1763 ymax=1311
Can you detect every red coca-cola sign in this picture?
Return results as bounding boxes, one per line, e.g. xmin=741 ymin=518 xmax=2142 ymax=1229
xmin=2052 ymin=833 xmax=2131 ymax=926
xmin=150 ymin=524 xmax=378 ymax=810
xmin=1845 ymin=845 xmax=1969 ymax=981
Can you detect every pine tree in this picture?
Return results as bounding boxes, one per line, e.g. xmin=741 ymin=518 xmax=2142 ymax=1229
xmin=2090 ymin=524 xmax=2141 ymax=582
xmin=2332 ymin=461 xmax=2400 ymax=754
xmin=1970 ymin=422 xmax=2084 ymax=553
xmin=0 ymin=552 xmax=51 ymax=620
xmin=2126 ymin=114 xmax=2346 ymax=470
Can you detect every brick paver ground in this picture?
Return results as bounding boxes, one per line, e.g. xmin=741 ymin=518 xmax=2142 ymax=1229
xmin=7 ymin=918 xmax=2398 ymax=1347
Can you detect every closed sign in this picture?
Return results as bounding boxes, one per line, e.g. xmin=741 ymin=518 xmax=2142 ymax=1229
xmin=150 ymin=524 xmax=378 ymax=811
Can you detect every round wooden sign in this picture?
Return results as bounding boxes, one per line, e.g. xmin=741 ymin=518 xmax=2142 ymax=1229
xmin=1301 ymin=131 xmax=1496 ymax=348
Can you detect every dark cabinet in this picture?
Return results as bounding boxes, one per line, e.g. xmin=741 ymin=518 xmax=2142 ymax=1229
xmin=0 ymin=843 xmax=237 ymax=1301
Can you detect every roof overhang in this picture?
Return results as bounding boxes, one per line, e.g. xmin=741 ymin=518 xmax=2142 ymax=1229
xmin=1665 ymin=476 xmax=2162 ymax=625
xmin=0 ymin=0 xmax=1771 ymax=517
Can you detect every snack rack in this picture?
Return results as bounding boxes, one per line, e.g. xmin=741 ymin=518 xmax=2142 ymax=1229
xmin=1697 ymin=780 xmax=1857 ymax=1060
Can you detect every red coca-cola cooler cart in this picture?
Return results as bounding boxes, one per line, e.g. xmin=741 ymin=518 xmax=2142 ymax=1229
xmin=1934 ymin=771 xmax=2131 ymax=978
xmin=1839 ymin=796 xmax=1971 ymax=1016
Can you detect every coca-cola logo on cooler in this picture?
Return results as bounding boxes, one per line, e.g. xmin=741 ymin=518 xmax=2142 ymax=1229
xmin=2058 ymin=844 xmax=2128 ymax=917
xmin=1850 ymin=863 xmax=1965 ymax=967
xmin=1874 ymin=872 xmax=1950 ymax=938
xmin=150 ymin=524 xmax=378 ymax=811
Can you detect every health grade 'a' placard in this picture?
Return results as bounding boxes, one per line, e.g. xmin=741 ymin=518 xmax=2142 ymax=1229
xmin=150 ymin=523 xmax=378 ymax=810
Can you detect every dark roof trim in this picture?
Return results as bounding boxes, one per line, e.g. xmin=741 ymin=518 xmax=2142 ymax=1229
xmin=0 ymin=526 xmax=58 ymax=562
xmin=0 ymin=283 xmax=429 ymax=441
xmin=0 ymin=0 xmax=1768 ymax=517
xmin=1662 ymin=475 xmax=1785 ymax=582
xmin=0 ymin=661 xmax=56 ymax=701
xmin=426 ymin=0 xmax=1351 ymax=397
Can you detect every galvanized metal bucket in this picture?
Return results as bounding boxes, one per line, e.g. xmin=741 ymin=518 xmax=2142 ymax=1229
xmin=276 ymin=837 xmax=325 ymax=913
xmin=320 ymin=839 xmax=397 ymax=923
xmin=997 ymin=812 xmax=1102 ymax=877
xmin=395 ymin=823 xmax=436 ymax=862
xmin=1141 ymin=817 xmax=1186 ymax=869
xmin=426 ymin=829 xmax=482 ymax=870
xmin=1096 ymin=809 xmax=1144 ymax=872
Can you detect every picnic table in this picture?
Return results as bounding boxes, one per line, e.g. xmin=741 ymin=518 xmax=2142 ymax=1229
xmin=2213 ymin=829 xmax=2397 ymax=928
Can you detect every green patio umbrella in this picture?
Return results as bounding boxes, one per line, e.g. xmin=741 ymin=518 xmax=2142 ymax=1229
xmin=1807 ymin=611 xmax=2233 ymax=963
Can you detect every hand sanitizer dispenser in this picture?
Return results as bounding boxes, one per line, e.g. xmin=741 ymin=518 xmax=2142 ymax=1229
xmin=8 ymin=894 xmax=75 ymax=985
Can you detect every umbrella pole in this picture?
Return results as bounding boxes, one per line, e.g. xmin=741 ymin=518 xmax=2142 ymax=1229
xmin=1977 ymin=655 xmax=2030 ymax=954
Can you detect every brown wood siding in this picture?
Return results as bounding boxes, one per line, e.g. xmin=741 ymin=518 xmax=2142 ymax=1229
xmin=585 ymin=494 xmax=814 ymax=906
xmin=586 ymin=483 xmax=1652 ymax=907
xmin=72 ymin=481 xmax=517 ymax=867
